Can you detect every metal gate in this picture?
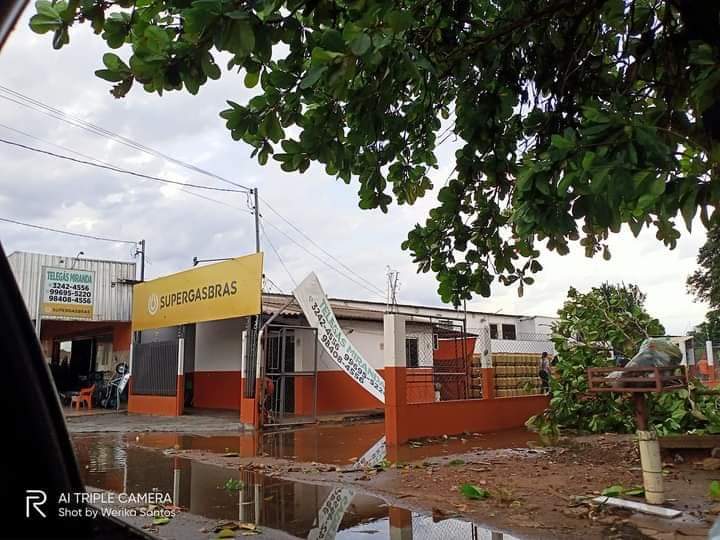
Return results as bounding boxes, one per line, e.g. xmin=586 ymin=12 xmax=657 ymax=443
xmin=132 ymin=340 xmax=178 ymax=396
xmin=401 ymin=314 xmax=479 ymax=403
xmin=262 ymin=325 xmax=318 ymax=427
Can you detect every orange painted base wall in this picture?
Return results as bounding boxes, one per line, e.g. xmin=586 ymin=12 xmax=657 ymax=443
xmin=388 ymin=394 xmax=549 ymax=444
xmin=192 ymin=371 xmax=243 ymax=410
xmin=128 ymin=375 xmax=183 ymax=416
xmin=128 ymin=394 xmax=179 ymax=416
xmin=292 ymin=370 xmax=385 ymax=415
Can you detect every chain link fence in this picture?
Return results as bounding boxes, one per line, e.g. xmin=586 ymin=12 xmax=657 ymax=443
xmin=405 ymin=319 xmax=478 ymax=403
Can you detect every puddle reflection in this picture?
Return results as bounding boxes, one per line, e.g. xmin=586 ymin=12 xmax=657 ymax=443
xmin=127 ymin=423 xmax=537 ymax=466
xmin=73 ymin=434 xmax=521 ymax=539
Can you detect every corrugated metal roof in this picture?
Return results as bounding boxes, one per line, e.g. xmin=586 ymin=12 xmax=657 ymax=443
xmin=8 ymin=251 xmax=136 ymax=322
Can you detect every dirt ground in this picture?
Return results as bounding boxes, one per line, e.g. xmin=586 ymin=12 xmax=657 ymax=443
xmin=142 ymin=433 xmax=720 ymax=539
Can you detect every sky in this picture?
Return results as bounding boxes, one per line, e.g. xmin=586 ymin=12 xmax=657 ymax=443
xmin=0 ymin=6 xmax=711 ymax=335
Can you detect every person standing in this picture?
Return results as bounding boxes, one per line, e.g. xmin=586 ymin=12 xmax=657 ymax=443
xmin=539 ymin=352 xmax=551 ymax=394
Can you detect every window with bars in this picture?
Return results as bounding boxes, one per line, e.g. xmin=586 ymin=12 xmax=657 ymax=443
xmin=502 ymin=324 xmax=517 ymax=340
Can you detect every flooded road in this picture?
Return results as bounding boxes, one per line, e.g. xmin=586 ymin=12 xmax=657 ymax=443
xmin=72 ymin=433 xmax=523 ymax=539
xmin=125 ymin=422 xmax=538 ymax=465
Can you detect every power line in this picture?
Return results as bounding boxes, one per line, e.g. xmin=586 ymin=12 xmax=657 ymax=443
xmin=177 ymin=188 xmax=254 ymax=213
xmin=0 ymin=122 xmax=255 ymax=221
xmin=264 ymin=275 xmax=286 ymax=294
xmin=0 ymin=85 xmax=252 ymax=192
xmin=0 ymin=137 xmax=246 ymax=193
xmin=0 ymin=216 xmax=137 ymax=245
xmin=0 ymin=122 xmax=119 ymax=169
xmin=0 ymin=95 xmax=383 ymax=296
xmin=261 ymin=218 xmax=384 ymax=299
xmin=260 ymin=197 xmax=385 ymax=296
xmin=152 ymin=186 xmax=384 ymax=298
xmin=260 ymin=222 xmax=298 ymax=288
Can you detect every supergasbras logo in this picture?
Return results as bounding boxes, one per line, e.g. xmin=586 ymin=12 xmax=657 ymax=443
xmin=147 ymin=280 xmax=238 ymax=316
xmin=147 ymin=293 xmax=159 ymax=315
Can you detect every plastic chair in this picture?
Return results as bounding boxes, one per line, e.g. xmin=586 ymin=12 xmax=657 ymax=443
xmin=71 ymin=384 xmax=95 ymax=410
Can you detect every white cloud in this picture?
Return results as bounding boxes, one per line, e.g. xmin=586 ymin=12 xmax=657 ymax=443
xmin=0 ymin=7 xmax=711 ymax=334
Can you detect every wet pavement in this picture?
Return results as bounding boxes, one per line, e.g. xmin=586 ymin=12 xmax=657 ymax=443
xmin=66 ymin=410 xmax=244 ymax=433
xmin=127 ymin=422 xmax=538 ymax=465
xmin=72 ymin=433 xmax=524 ymax=539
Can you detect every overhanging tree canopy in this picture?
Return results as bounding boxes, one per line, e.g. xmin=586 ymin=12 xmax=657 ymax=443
xmin=30 ymin=0 xmax=720 ymax=304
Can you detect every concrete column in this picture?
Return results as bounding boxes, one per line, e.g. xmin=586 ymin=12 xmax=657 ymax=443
xmin=176 ymin=337 xmax=185 ymax=416
xmin=384 ymin=314 xmax=407 ymax=446
xmin=708 ymin=341 xmax=714 ymax=366
xmin=477 ymin=321 xmax=495 ymax=399
xmin=384 ymin=313 xmax=407 ymax=368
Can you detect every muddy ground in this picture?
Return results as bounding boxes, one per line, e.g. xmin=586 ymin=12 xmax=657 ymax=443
xmin=141 ymin=433 xmax=720 ymax=539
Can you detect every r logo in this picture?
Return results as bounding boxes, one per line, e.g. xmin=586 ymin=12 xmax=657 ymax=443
xmin=25 ymin=490 xmax=47 ymax=518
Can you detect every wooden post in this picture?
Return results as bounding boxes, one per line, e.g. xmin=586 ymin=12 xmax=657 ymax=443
xmin=633 ymin=393 xmax=648 ymax=431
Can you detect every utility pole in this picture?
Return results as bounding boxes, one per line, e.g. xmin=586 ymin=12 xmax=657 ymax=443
xmin=136 ymin=239 xmax=146 ymax=281
xmin=253 ymin=188 xmax=260 ymax=253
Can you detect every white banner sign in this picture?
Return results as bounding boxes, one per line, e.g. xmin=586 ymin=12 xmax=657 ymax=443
xmin=293 ymin=273 xmax=385 ymax=403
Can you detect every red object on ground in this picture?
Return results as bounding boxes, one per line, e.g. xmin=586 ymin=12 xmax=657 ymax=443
xmin=71 ymin=384 xmax=96 ymax=410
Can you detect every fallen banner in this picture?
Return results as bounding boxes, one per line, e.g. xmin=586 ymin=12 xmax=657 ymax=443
xmin=293 ymin=272 xmax=385 ymax=403
xmin=307 ymin=436 xmax=386 ymax=540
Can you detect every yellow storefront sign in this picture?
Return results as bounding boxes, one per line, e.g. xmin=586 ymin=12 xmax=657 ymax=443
xmin=132 ymin=253 xmax=263 ymax=331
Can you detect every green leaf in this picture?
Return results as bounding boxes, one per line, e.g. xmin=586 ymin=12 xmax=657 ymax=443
xmin=681 ymin=190 xmax=697 ymax=231
xmin=385 ymin=10 xmax=414 ymax=33
xmin=102 ymin=52 xmax=128 ymax=71
xmin=29 ymin=15 xmax=62 ymax=34
xmin=202 ymin=54 xmax=221 ymax=80
xmin=216 ymin=529 xmax=236 ymax=539
xmin=551 ymin=134 xmax=574 ymax=150
xmin=261 ymin=112 xmax=283 ymax=143
xmin=299 ymin=65 xmax=327 ymax=89
xmin=311 ymin=47 xmax=344 ymax=64
xmin=95 ymin=69 xmax=126 ymax=82
xmin=349 ymin=33 xmax=371 ymax=56
xmin=459 ymin=483 xmax=490 ymax=500
xmin=601 ymin=484 xmax=624 ymax=497
xmin=710 ymin=480 xmax=720 ymax=500
xmin=623 ymin=487 xmax=644 ymax=497
xmin=244 ymin=69 xmax=260 ymax=88
xmin=153 ymin=517 xmax=171 ymax=525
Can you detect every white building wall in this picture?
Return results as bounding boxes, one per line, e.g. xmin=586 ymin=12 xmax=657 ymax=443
xmin=301 ymin=319 xmax=433 ymax=372
xmin=194 ymin=318 xmax=245 ymax=372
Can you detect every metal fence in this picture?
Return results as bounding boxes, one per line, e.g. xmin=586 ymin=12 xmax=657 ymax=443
xmin=132 ymin=340 xmax=178 ymax=396
xmin=243 ymin=315 xmax=260 ymax=398
xmin=262 ymin=325 xmax=318 ymax=427
xmin=405 ymin=318 xmax=479 ymax=403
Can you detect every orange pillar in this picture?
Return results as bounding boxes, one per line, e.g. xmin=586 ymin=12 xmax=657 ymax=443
xmin=385 ymin=367 xmax=407 ymax=446
xmin=175 ymin=374 xmax=185 ymax=416
xmin=481 ymin=367 xmax=495 ymax=399
xmin=388 ymin=507 xmax=413 ymax=540
xmin=384 ymin=314 xmax=408 ymax=446
xmin=240 ymin=380 xmax=261 ymax=429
